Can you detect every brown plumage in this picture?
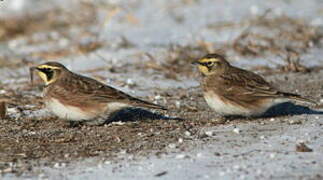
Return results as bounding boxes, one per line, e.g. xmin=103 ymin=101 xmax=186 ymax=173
xmin=194 ymin=53 xmax=316 ymax=117
xmin=31 ymin=61 xmax=166 ymax=125
xmin=46 ymin=70 xmax=166 ymax=110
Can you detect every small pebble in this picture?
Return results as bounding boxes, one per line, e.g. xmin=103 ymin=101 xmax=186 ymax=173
xmin=104 ymin=161 xmax=111 ymax=165
xmin=128 ymin=155 xmax=134 ymax=160
xmin=196 ymin=153 xmax=203 ymax=158
xmin=233 ymin=128 xmax=240 ymax=134
xmin=154 ymin=171 xmax=168 ymax=177
xmin=24 ymin=104 xmax=37 ymax=109
xmin=111 ymin=121 xmax=125 ymax=125
xmin=184 ymin=131 xmax=191 ymax=136
xmin=269 ymin=153 xmax=276 ymax=159
xmin=7 ymin=108 xmax=18 ymax=114
xmin=64 ymin=154 xmax=70 ymax=158
xmin=175 ymin=154 xmax=187 ymax=159
xmin=270 ymin=118 xmax=275 ymax=122
xmin=289 ymin=119 xmax=302 ymax=125
xmin=126 ymin=79 xmax=135 ymax=86
xmin=97 ymin=163 xmax=103 ymax=168
xmin=175 ymin=101 xmax=181 ymax=108
xmin=54 ymin=162 xmax=66 ymax=168
xmin=29 ymin=131 xmax=36 ymax=135
xmin=308 ymin=41 xmax=314 ymax=47
xmin=296 ymin=142 xmax=313 ymax=152
xmin=233 ymin=165 xmax=240 ymax=170
xmin=154 ymin=95 xmax=162 ymax=100
xmin=168 ymin=143 xmax=176 ymax=149
xmin=178 ymin=138 xmax=183 ymax=143
xmin=205 ymin=131 xmax=214 ymax=137
xmin=119 ymin=150 xmax=127 ymax=154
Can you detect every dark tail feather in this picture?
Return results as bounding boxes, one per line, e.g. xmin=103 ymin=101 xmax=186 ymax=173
xmin=282 ymin=92 xmax=317 ymax=105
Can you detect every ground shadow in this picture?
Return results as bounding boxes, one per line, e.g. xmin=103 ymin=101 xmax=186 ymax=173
xmin=105 ymin=107 xmax=183 ymax=124
xmin=262 ymin=102 xmax=323 ymax=118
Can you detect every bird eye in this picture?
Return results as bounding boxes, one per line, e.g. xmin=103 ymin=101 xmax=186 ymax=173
xmin=207 ymin=62 xmax=214 ymax=66
xmin=39 ymin=67 xmax=53 ymax=72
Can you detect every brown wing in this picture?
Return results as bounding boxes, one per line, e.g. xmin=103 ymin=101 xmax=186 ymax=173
xmin=206 ymin=67 xmax=281 ymax=107
xmin=47 ymin=72 xmax=166 ymax=110
xmin=223 ymin=67 xmax=279 ymax=96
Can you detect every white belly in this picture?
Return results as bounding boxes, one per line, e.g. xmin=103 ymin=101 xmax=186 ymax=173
xmin=204 ymin=92 xmax=282 ymax=116
xmin=107 ymin=102 xmax=129 ymax=112
xmin=45 ymin=98 xmax=95 ymax=121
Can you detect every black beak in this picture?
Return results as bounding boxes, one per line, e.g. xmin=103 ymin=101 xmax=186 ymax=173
xmin=30 ymin=67 xmax=41 ymax=72
xmin=29 ymin=67 xmax=36 ymax=85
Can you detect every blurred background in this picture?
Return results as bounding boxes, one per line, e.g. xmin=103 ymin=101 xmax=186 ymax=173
xmin=0 ymin=0 xmax=322 ymax=81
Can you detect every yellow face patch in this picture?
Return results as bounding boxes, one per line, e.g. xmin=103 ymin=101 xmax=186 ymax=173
xmin=36 ymin=70 xmax=57 ymax=85
xmin=37 ymin=71 xmax=49 ymax=84
xmin=198 ymin=65 xmax=210 ymax=75
xmin=35 ymin=65 xmax=61 ymax=85
xmin=37 ymin=65 xmax=61 ymax=70
xmin=198 ymin=58 xmax=219 ymax=64
xmin=196 ymin=58 xmax=220 ymax=76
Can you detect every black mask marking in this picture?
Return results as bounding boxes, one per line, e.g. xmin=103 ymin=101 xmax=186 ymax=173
xmin=38 ymin=68 xmax=54 ymax=81
xmin=200 ymin=62 xmax=215 ymax=71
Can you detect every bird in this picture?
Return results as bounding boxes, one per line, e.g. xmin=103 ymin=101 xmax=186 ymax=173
xmin=192 ymin=53 xmax=317 ymax=117
xmin=30 ymin=62 xmax=166 ymax=125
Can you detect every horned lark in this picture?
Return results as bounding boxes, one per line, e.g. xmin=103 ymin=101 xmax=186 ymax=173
xmin=193 ymin=53 xmax=316 ymax=117
xmin=30 ymin=62 xmax=166 ymax=125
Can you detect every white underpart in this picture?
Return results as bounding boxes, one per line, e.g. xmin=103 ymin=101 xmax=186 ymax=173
xmin=106 ymin=102 xmax=130 ymax=112
xmin=45 ymin=98 xmax=130 ymax=121
xmin=46 ymin=98 xmax=96 ymax=121
xmin=204 ymin=92 xmax=286 ymax=116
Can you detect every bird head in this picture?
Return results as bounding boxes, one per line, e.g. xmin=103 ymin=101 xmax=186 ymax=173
xmin=30 ymin=62 xmax=68 ymax=85
xmin=192 ymin=53 xmax=230 ymax=76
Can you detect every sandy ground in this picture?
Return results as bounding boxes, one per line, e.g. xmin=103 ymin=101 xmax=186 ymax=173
xmin=1 ymin=0 xmax=323 ymax=179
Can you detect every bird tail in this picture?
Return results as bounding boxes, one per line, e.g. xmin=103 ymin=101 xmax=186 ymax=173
xmin=281 ymin=92 xmax=317 ymax=105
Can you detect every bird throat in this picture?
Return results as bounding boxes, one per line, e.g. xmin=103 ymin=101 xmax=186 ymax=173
xmin=37 ymin=71 xmax=55 ymax=85
xmin=198 ymin=65 xmax=213 ymax=76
